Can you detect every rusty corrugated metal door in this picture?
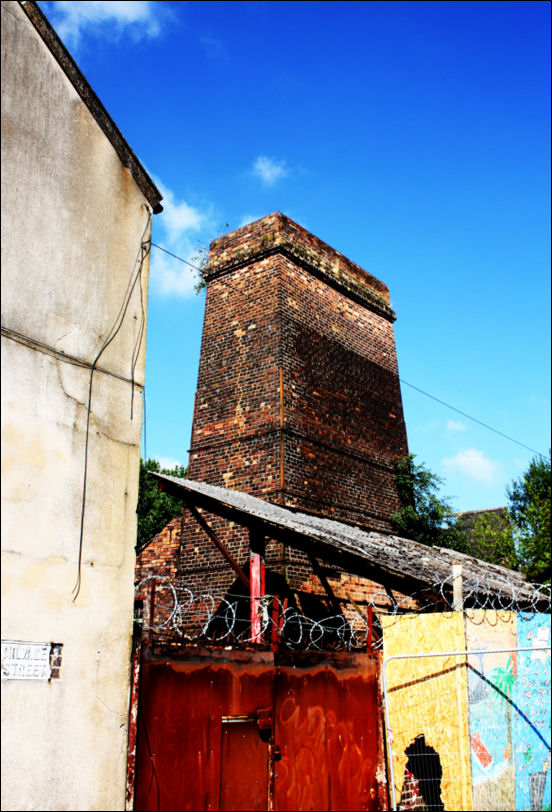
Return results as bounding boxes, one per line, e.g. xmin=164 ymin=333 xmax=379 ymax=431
xmin=134 ymin=649 xmax=381 ymax=811
xmin=220 ymin=719 xmax=269 ymax=810
xmin=134 ymin=652 xmax=274 ymax=811
xmin=274 ymin=654 xmax=380 ymax=811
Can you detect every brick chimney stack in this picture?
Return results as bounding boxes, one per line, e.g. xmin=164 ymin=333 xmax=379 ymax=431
xmin=189 ymin=212 xmax=408 ymax=533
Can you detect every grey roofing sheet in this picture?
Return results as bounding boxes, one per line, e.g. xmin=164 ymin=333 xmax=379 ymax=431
xmin=151 ymin=473 xmax=544 ymax=604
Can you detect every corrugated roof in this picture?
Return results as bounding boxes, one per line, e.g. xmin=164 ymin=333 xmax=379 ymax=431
xmin=151 ymin=473 xmax=545 ymax=606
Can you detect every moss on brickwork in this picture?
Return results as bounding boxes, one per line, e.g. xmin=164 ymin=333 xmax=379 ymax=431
xmin=207 ymin=212 xmax=395 ymax=321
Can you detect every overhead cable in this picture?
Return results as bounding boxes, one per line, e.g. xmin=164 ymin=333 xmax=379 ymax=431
xmin=149 ymin=241 xmax=546 ymax=460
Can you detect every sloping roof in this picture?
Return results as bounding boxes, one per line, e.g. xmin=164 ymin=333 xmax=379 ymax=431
xmin=18 ymin=1 xmax=162 ymax=209
xmin=151 ymin=473 xmax=546 ymax=606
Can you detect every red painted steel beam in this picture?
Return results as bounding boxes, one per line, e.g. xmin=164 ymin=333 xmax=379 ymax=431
xmin=367 ymin=605 xmax=374 ymax=653
xmin=249 ymin=528 xmax=266 ymax=643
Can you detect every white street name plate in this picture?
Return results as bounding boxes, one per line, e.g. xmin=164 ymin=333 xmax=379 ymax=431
xmin=2 ymin=640 xmax=51 ymax=680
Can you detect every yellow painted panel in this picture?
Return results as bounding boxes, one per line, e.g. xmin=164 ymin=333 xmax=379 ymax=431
xmin=382 ymin=613 xmax=473 ymax=811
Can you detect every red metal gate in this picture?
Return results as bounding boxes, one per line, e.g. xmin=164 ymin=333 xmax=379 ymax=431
xmin=134 ymin=647 xmax=384 ymax=811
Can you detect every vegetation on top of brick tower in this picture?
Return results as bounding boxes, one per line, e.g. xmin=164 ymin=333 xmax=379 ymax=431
xmin=192 ymin=245 xmax=209 ymax=294
xmin=193 ymin=223 xmax=229 ymax=293
xmin=136 ymin=458 xmax=187 ymax=552
xmin=392 ymin=453 xmax=551 ymax=583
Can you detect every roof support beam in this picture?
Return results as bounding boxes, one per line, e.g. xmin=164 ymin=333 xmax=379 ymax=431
xmin=151 ymin=473 xmax=543 ymax=610
xmin=178 ymin=484 xmax=431 ymax=595
xmin=185 ymin=502 xmax=250 ymax=589
xmin=308 ymin=555 xmax=342 ymax=614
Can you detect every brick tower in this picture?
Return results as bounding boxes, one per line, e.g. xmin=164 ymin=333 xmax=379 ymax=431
xmin=190 ymin=212 xmax=407 ymax=524
xmin=138 ymin=212 xmax=409 ymax=601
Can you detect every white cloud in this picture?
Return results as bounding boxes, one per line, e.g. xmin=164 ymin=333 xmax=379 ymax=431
xmin=41 ymin=1 xmax=162 ymax=48
xmin=443 ymin=448 xmax=499 ymax=485
xmin=154 ymin=180 xmax=206 ymax=243
xmin=149 ymin=249 xmax=199 ymax=298
xmin=156 ymin=456 xmax=183 ymax=472
xmin=252 ymin=155 xmax=289 ymax=186
xmin=149 ymin=177 xmax=211 ymax=298
xmin=239 ymin=213 xmax=263 ymax=227
xmin=446 ymin=419 xmax=467 ymax=432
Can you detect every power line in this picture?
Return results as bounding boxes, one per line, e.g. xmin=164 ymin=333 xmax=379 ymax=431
xmin=150 ymin=241 xmax=200 ymax=271
xmin=399 ymin=379 xmax=544 ymax=458
xmin=150 ymin=240 xmax=545 ymax=460
xmin=150 ymin=240 xmax=258 ymax=309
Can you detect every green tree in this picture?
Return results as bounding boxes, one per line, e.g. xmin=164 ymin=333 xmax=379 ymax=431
xmin=393 ymin=452 xmax=551 ymax=583
xmin=136 ymin=458 xmax=187 ymax=553
xmin=468 ymin=511 xmax=519 ymax=570
xmin=391 ymin=454 xmax=468 ymax=550
xmin=507 ymin=453 xmax=551 ymax=583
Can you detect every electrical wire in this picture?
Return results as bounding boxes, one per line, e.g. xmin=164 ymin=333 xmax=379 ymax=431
xmin=150 ymin=240 xmax=546 ymax=460
xmin=399 ymin=379 xmax=544 ymax=458
xmin=73 ymin=210 xmax=152 ymax=602
xmin=130 ymin=240 xmax=150 ymax=420
xmin=0 ymin=326 xmax=141 ymax=385
xmin=142 ymin=389 xmax=148 ymax=461
xmin=150 ymin=241 xmax=257 ymax=309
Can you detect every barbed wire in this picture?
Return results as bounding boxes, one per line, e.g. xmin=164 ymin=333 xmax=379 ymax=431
xmin=135 ymin=575 xmax=550 ymax=652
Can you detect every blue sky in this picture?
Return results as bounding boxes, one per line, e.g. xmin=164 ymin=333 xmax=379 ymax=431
xmin=40 ymin=0 xmax=551 ymax=512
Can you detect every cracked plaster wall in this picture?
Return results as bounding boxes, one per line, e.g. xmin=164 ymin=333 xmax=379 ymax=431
xmin=1 ymin=3 xmax=153 ymax=810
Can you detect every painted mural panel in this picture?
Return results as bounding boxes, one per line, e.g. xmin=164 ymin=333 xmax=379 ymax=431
xmin=513 ymin=614 xmax=551 ymax=812
xmin=465 ymin=610 xmax=517 ymax=810
xmin=382 ymin=613 xmax=472 ymax=811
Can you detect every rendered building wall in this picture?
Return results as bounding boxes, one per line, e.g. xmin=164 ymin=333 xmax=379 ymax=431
xmin=1 ymin=3 xmax=157 ymax=809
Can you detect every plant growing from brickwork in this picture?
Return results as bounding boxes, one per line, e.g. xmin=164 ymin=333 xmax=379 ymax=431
xmin=192 ymin=245 xmax=209 ymax=294
xmin=136 ymin=458 xmax=187 ymax=552
xmin=192 ymin=223 xmax=229 ymax=293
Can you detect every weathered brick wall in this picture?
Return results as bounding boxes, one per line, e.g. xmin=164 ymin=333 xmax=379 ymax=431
xmin=136 ymin=517 xmax=182 ymax=584
xmin=189 ymin=253 xmax=282 ymax=497
xmin=278 ymin=251 xmax=407 ymax=531
xmin=135 ymin=517 xmax=182 ymax=629
xmin=192 ymin=212 xmax=407 ymax=521
xmin=138 ymin=213 xmax=410 ymax=621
